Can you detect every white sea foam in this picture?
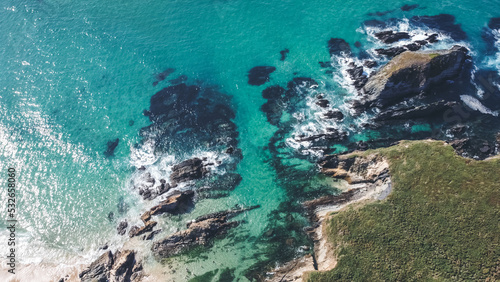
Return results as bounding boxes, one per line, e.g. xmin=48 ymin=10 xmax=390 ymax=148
xmin=460 ymin=95 xmax=499 ymax=116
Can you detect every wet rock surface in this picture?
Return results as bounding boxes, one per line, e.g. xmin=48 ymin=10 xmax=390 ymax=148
xmin=129 ymin=221 xmax=157 ymax=238
xmin=361 ymin=46 xmax=471 ymax=109
xmin=79 ymin=250 xmax=142 ymax=282
xmin=148 ymin=190 xmax=195 ymax=216
xmin=169 ymin=158 xmax=209 ymax=185
xmin=374 ymin=30 xmax=411 ymax=44
xmin=151 ymin=206 xmax=260 ymax=258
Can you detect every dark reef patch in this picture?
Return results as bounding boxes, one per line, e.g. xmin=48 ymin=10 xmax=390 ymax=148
xmin=410 ymin=14 xmax=467 ymax=41
xmin=280 ymin=48 xmax=290 ymax=61
xmin=401 ymin=4 xmax=419 ymax=11
xmin=104 ymin=138 xmax=119 ymax=157
xmin=328 ymin=38 xmax=351 ymax=57
xmin=153 ymin=68 xmax=175 ymax=86
xmin=248 ymin=66 xmax=276 ymax=86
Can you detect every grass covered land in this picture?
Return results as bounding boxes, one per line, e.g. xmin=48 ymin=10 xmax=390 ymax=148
xmin=306 ymin=140 xmax=500 ymax=281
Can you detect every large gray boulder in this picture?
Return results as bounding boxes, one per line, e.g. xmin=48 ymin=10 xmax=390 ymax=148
xmin=359 ymin=45 xmax=469 ymax=108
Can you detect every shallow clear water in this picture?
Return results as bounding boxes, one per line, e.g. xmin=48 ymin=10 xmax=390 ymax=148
xmin=1 ymin=0 xmax=499 ymax=280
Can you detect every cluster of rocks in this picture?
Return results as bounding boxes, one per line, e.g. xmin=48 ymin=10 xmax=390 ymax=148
xmin=133 ymin=81 xmax=243 ymax=202
xmin=303 ymin=152 xmax=391 ymax=222
xmin=78 ymin=250 xmax=143 ymax=282
xmin=151 ymin=205 xmax=260 ymax=258
xmin=117 ymin=190 xmax=195 ymax=240
xmin=133 ymin=157 xmax=210 ymax=201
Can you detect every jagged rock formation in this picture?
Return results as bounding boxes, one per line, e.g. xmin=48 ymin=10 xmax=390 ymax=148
xmin=79 ymin=250 xmax=143 ymax=282
xmin=151 ymin=206 xmax=260 ymax=258
xmin=359 ymin=46 xmax=470 ymax=109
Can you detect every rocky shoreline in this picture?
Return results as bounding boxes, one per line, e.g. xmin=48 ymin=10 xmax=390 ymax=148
xmin=267 ymin=151 xmax=393 ymax=281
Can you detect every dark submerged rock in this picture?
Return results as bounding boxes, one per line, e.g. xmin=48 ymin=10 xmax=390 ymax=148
xmin=426 ymin=33 xmax=439 ymax=43
xmin=328 ymin=38 xmax=351 ymax=56
xmin=248 ymin=66 xmax=276 ymax=86
xmin=401 ymin=4 xmax=419 ymax=11
xmin=473 ymin=70 xmax=500 ymax=111
xmin=364 ymin=19 xmax=388 ymax=29
xmin=151 ymin=207 xmax=259 ymax=259
xmin=410 ymin=14 xmax=467 ymax=41
xmin=168 ymin=74 xmax=188 ymax=85
xmin=280 ymin=49 xmax=290 ymax=61
xmin=318 ymin=61 xmax=330 ymax=68
xmin=367 ymin=9 xmax=395 ymax=17
xmin=104 ymin=138 xmax=119 ymax=157
xmin=261 ymin=100 xmax=283 ymax=126
xmin=153 ymin=68 xmax=175 ymax=86
xmin=262 ymin=86 xmax=285 ymax=100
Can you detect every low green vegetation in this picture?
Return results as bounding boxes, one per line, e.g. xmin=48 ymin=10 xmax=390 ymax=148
xmin=429 ymin=53 xmax=440 ymax=59
xmin=307 ymin=140 xmax=500 ymax=281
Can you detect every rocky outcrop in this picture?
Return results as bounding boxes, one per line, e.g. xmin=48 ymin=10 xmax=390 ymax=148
xmin=360 ymin=46 xmax=470 ymax=109
xmin=151 ymin=206 xmax=259 ymax=258
xmin=374 ymin=30 xmax=410 ymax=44
xmin=322 ymin=109 xmax=344 ymax=121
xmin=129 ymin=220 xmax=157 ymax=238
xmin=117 ymin=221 xmax=128 ymax=236
xmin=148 ymin=190 xmax=195 ymax=216
xmin=79 ymin=251 xmax=114 ymax=282
xmin=169 ymin=158 xmax=209 ymax=185
xmin=346 ymin=64 xmax=368 ymax=90
xmin=374 ymin=100 xmax=459 ymax=121
xmin=79 ymin=250 xmax=143 ymax=282
xmin=319 ymin=153 xmax=389 ymax=184
xmin=190 ymin=205 xmax=260 ymax=224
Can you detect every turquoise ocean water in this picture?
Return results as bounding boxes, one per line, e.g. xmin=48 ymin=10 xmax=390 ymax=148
xmin=1 ymin=0 xmax=499 ymax=280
